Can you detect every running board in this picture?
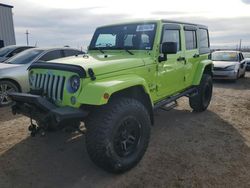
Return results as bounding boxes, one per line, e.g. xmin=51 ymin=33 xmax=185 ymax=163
xmin=153 ymin=87 xmax=198 ymax=110
xmin=160 ymin=101 xmax=178 ymax=111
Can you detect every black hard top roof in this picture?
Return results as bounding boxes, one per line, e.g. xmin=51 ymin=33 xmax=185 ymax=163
xmin=162 ymin=19 xmax=208 ymax=29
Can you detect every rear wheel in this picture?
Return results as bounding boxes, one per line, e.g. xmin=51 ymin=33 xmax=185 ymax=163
xmin=85 ymin=98 xmax=151 ymax=173
xmin=189 ymin=74 xmax=213 ymax=112
xmin=0 ymin=80 xmax=19 ymax=107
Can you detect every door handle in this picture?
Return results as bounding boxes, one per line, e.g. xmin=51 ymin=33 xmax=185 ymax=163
xmin=193 ymin=54 xmax=200 ymax=58
xmin=177 ymin=57 xmax=186 ymax=61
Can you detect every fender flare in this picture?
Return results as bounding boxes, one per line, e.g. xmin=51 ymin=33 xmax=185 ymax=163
xmin=192 ymin=59 xmax=213 ymax=85
xmin=78 ymin=74 xmax=152 ymax=105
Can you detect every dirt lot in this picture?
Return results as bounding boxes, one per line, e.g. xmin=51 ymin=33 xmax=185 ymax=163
xmin=0 ymin=73 xmax=250 ymax=188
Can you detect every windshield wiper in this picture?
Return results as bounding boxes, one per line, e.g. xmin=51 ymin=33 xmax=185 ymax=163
xmin=116 ymin=47 xmax=134 ymax=55
xmin=95 ymin=47 xmax=105 ymax=54
xmin=124 ymin=49 xmax=134 ymax=55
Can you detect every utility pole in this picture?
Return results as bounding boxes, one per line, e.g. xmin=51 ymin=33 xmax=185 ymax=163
xmin=239 ymin=39 xmax=242 ymax=51
xmin=25 ymin=30 xmax=30 ymax=46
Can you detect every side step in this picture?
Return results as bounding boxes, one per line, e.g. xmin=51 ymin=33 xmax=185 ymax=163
xmin=153 ymin=87 xmax=197 ymax=110
xmin=160 ymin=101 xmax=178 ymax=111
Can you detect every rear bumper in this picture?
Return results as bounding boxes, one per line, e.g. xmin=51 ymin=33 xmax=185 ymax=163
xmin=9 ymin=92 xmax=88 ymax=124
xmin=213 ymin=70 xmax=237 ymax=80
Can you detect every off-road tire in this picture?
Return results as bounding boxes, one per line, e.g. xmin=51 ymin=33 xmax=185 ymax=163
xmin=189 ymin=74 xmax=213 ymax=112
xmin=0 ymin=80 xmax=19 ymax=107
xmin=85 ymin=98 xmax=151 ymax=173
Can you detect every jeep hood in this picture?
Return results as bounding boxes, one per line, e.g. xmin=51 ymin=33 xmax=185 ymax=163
xmin=212 ymin=61 xmax=238 ymax=68
xmin=49 ymin=53 xmax=147 ymax=76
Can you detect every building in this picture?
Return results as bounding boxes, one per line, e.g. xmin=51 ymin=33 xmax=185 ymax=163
xmin=0 ymin=3 xmax=16 ymax=47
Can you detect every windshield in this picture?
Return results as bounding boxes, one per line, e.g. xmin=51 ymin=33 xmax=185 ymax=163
xmin=89 ymin=23 xmax=157 ymax=51
xmin=212 ymin=52 xmax=239 ymax=61
xmin=0 ymin=46 xmax=17 ymax=57
xmin=6 ymin=49 xmax=44 ymax=64
xmin=243 ymin=52 xmax=250 ymax=58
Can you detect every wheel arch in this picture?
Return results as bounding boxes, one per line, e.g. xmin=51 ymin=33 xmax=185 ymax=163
xmin=192 ymin=59 xmax=213 ymax=85
xmin=82 ymin=84 xmax=154 ymax=125
xmin=109 ymin=85 xmax=154 ymax=125
xmin=203 ymin=63 xmax=213 ymax=76
xmin=0 ymin=78 xmax=22 ymax=92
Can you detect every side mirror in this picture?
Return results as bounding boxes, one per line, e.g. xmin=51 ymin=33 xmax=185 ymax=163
xmin=161 ymin=42 xmax=178 ymax=54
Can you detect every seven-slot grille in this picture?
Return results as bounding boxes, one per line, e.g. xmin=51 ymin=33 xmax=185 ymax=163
xmin=32 ymin=73 xmax=66 ymax=101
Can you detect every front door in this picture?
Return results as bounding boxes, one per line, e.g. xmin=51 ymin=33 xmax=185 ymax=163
xmin=157 ymin=24 xmax=185 ymax=97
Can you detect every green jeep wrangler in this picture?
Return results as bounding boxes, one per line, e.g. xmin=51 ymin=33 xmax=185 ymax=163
xmin=9 ymin=19 xmax=213 ymax=173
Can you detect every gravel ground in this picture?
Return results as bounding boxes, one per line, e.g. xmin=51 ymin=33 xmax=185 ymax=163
xmin=0 ymin=72 xmax=250 ymax=188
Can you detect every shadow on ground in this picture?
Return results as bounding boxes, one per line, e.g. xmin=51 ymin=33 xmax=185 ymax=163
xmin=0 ymin=109 xmax=249 ymax=188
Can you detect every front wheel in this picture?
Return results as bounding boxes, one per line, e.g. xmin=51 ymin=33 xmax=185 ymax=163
xmin=0 ymin=80 xmax=19 ymax=107
xmin=85 ymin=98 xmax=151 ymax=173
xmin=189 ymin=74 xmax=213 ymax=112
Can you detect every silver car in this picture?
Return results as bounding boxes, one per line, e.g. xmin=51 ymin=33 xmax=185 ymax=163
xmin=212 ymin=51 xmax=247 ymax=80
xmin=243 ymin=52 xmax=250 ymax=71
xmin=0 ymin=45 xmax=34 ymax=62
xmin=0 ymin=47 xmax=84 ymax=106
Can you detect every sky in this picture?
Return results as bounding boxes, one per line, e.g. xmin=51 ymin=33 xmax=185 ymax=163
xmin=1 ymin=0 xmax=250 ymax=49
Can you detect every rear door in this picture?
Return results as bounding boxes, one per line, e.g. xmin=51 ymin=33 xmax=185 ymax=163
xmin=156 ymin=23 xmax=185 ymax=97
xmin=183 ymin=25 xmax=200 ymax=87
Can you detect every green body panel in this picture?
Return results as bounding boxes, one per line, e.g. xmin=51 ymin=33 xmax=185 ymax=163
xmin=29 ymin=19 xmax=212 ymax=108
xmin=192 ymin=59 xmax=213 ymax=85
xmin=78 ymin=74 xmax=151 ymax=105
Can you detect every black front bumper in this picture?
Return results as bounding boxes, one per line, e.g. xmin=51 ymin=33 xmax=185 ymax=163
xmin=9 ymin=92 xmax=88 ymax=125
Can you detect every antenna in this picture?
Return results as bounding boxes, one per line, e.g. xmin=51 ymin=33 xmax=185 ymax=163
xmin=25 ymin=30 xmax=30 ymax=46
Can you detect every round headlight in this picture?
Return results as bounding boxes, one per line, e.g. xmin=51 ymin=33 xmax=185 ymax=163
xmin=68 ymin=75 xmax=80 ymax=93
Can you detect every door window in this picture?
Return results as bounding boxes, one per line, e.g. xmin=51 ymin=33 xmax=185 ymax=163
xmin=40 ymin=50 xmax=63 ymax=61
xmin=185 ymin=30 xmax=197 ymax=50
xmin=162 ymin=30 xmax=181 ymax=51
xmin=63 ymin=49 xmax=81 ymax=57
xmin=199 ymin=29 xmax=209 ymax=48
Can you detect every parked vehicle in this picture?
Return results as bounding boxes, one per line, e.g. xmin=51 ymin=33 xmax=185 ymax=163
xmin=0 ymin=45 xmax=34 ymax=63
xmin=9 ymin=20 xmax=213 ymax=173
xmin=212 ymin=51 xmax=246 ymax=80
xmin=243 ymin=52 xmax=250 ymax=71
xmin=0 ymin=47 xmax=84 ymax=106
